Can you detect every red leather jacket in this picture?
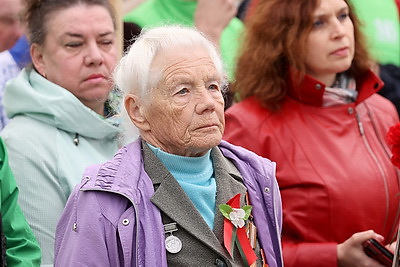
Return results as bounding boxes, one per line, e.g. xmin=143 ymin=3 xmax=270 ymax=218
xmin=224 ymin=70 xmax=400 ymax=266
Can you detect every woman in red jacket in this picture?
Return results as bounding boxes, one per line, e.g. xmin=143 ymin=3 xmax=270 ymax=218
xmin=224 ymin=0 xmax=400 ymax=266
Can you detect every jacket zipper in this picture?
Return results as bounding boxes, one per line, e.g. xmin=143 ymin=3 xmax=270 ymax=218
xmin=355 ymin=112 xmax=364 ymax=136
xmin=355 ymin=111 xmax=390 ymax=231
xmin=364 ymin=104 xmax=400 ymax=241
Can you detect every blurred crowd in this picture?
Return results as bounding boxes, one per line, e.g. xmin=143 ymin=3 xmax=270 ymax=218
xmin=0 ymin=0 xmax=399 ymax=266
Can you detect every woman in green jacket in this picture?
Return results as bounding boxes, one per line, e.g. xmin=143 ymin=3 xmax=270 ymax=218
xmin=0 ymin=138 xmax=41 ymax=266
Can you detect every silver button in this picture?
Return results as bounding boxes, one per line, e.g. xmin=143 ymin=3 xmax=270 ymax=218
xmin=315 ymin=84 xmax=322 ymax=90
xmin=122 ymin=219 xmax=130 ymax=226
xmin=348 ymin=107 xmax=354 ymax=114
xmin=264 ymin=187 xmax=270 ymax=193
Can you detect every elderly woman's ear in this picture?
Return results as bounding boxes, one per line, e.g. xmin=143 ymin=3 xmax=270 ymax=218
xmin=124 ymin=94 xmax=151 ymax=131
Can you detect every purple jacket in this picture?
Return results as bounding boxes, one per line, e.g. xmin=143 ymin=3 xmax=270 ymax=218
xmin=54 ymin=139 xmax=283 ymax=266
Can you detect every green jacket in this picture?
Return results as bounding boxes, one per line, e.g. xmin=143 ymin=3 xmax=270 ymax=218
xmin=350 ymin=0 xmax=400 ymax=66
xmin=1 ymin=68 xmax=120 ymax=266
xmin=124 ymin=0 xmax=244 ymax=80
xmin=0 ymin=138 xmax=41 ymax=266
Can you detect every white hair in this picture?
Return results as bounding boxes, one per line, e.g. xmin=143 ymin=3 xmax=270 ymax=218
xmin=113 ymin=25 xmax=227 ymax=143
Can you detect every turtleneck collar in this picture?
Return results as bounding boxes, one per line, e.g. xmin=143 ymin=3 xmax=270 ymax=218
xmin=147 ymin=143 xmax=213 ymax=184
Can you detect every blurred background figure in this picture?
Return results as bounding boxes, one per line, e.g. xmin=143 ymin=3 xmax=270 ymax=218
xmin=0 ymin=138 xmax=41 ymax=266
xmin=349 ymin=0 xmax=400 ymax=116
xmin=224 ymin=0 xmax=400 ymax=266
xmin=0 ymin=0 xmax=121 ymax=265
xmin=123 ymin=0 xmax=244 ymax=81
xmin=0 ymin=0 xmax=24 ymax=52
xmin=0 ymin=2 xmax=41 ymax=265
xmin=0 ymin=0 xmax=30 ymax=129
xmin=348 ymin=0 xmax=399 ymax=67
xmin=123 ymin=0 xmax=146 ymax=14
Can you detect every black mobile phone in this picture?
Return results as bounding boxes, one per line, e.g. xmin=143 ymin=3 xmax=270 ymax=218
xmin=363 ymin=238 xmax=396 ymax=267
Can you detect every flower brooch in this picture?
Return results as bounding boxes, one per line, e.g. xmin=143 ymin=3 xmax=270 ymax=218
xmin=219 ymin=202 xmax=252 ymax=228
xmin=219 ymin=193 xmax=257 ymax=267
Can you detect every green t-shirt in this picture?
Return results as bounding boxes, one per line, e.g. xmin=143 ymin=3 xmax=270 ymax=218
xmin=124 ymin=0 xmax=244 ymax=80
xmin=350 ymin=0 xmax=400 ymax=66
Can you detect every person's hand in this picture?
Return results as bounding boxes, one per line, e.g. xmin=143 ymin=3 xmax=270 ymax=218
xmin=386 ymin=240 xmax=397 ymax=253
xmin=337 ymin=230 xmax=386 ymax=267
xmin=194 ymin=0 xmax=241 ymax=46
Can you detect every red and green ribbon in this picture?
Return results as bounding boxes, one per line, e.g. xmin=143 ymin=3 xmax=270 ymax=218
xmin=221 ymin=193 xmax=257 ymax=267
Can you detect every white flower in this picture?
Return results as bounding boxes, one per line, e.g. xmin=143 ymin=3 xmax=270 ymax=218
xmin=229 ymin=208 xmax=246 ymax=228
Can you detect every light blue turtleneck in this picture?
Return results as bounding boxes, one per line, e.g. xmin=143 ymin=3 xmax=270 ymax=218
xmin=148 ymin=143 xmax=216 ymax=229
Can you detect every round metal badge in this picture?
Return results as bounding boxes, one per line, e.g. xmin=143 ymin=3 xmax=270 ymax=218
xmin=165 ymin=235 xmax=182 ymax=254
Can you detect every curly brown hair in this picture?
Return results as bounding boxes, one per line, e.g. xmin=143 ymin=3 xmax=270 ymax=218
xmin=232 ymin=0 xmax=372 ymax=111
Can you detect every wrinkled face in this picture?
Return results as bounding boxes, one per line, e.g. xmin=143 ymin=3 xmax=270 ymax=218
xmin=32 ymin=5 xmax=117 ymax=115
xmin=305 ymin=0 xmax=355 ymax=85
xmin=140 ymin=46 xmax=225 ymax=157
xmin=0 ymin=0 xmax=24 ymax=52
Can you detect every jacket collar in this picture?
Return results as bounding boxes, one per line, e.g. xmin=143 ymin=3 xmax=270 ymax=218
xmin=5 ymin=68 xmax=121 ymax=140
xmin=81 ymin=139 xmax=273 ymax=204
xmin=142 ymin=141 xmax=246 ymax=259
xmin=287 ymin=68 xmax=383 ymax=107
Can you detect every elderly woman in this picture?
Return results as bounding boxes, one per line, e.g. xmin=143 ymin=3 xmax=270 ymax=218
xmin=224 ymin=0 xmax=400 ymax=266
xmin=54 ymin=25 xmax=283 ymax=266
xmin=0 ymin=0 xmax=120 ymax=265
